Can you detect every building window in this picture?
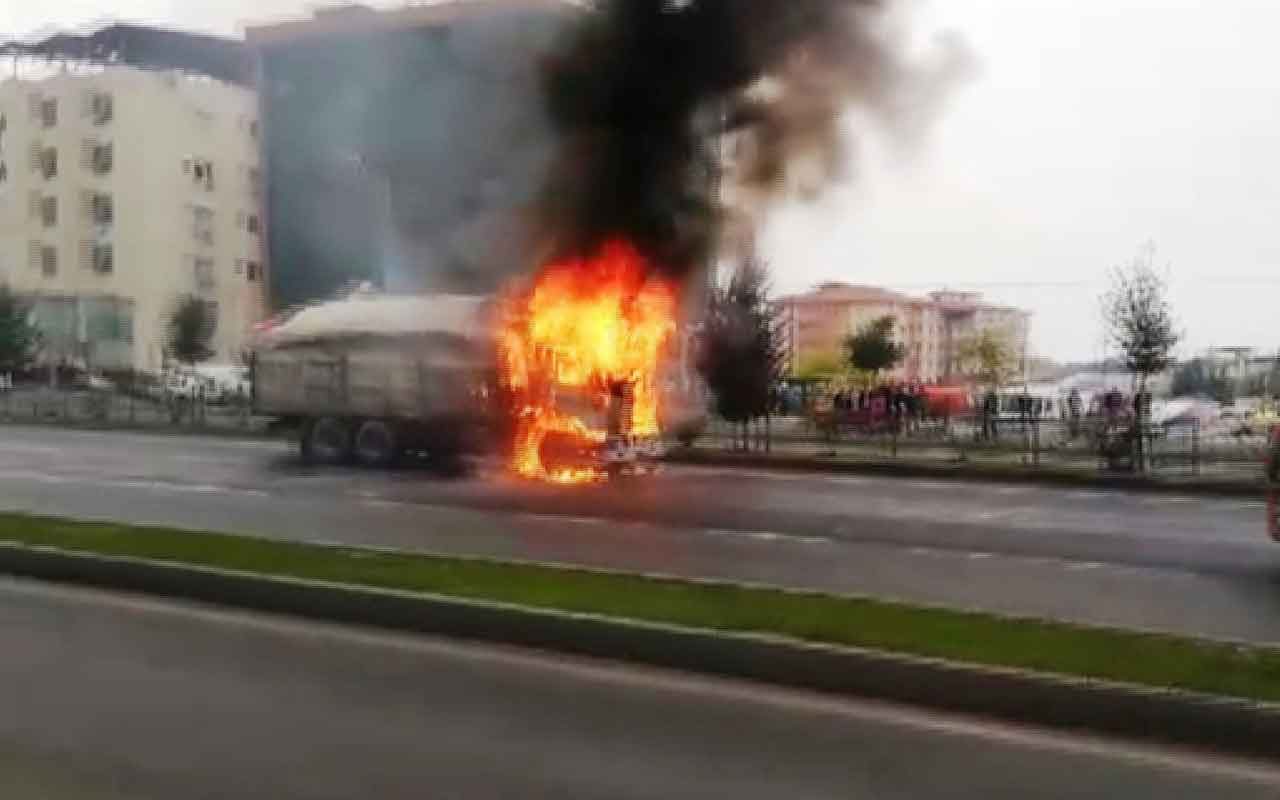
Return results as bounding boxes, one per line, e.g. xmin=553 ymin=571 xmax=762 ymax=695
xmin=34 ymin=146 xmax=57 ymax=179
xmin=193 ymin=256 xmax=216 ymax=290
xmin=246 ymin=166 xmax=261 ymax=199
xmin=40 ymin=196 xmax=57 ymax=228
xmin=183 ymin=158 xmax=215 ymax=190
xmin=191 ymin=206 xmax=215 ymax=246
xmin=248 ymin=119 xmax=259 ymax=139
xmin=245 ymin=261 xmax=260 ymax=282
xmin=39 ymin=98 xmax=57 ymax=129
xmin=238 ymin=212 xmax=261 ymax=235
xmin=82 ymin=141 xmax=113 ymax=175
xmin=0 ymin=161 xmax=7 ymax=184
xmin=85 ymin=192 xmax=114 ymax=226
xmin=41 ymin=246 xmax=57 ymax=277
xmin=96 ymin=193 xmax=113 ymax=225
xmin=83 ymin=91 xmax=113 ymax=125
xmin=93 ymin=243 xmax=113 ymax=274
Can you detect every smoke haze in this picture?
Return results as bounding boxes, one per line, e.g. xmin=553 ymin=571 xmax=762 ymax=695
xmin=537 ymin=0 xmax=972 ymax=284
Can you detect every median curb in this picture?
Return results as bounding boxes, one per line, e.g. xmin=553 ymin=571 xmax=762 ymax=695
xmin=4 ymin=542 xmax=1280 ymax=760
xmin=667 ymin=448 xmax=1268 ymax=498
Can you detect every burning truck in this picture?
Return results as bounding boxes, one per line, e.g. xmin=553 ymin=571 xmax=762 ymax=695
xmin=252 ymin=246 xmax=682 ymax=481
xmin=254 ymin=0 xmax=967 ymax=481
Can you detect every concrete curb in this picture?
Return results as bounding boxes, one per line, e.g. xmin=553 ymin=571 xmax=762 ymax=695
xmin=667 ymin=448 xmax=1268 ymax=498
xmin=3 ymin=542 xmax=1280 ymax=760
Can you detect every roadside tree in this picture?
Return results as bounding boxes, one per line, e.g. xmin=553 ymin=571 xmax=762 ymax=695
xmin=698 ymin=259 xmax=786 ymax=450
xmin=843 ymin=315 xmax=905 ymax=381
xmin=1101 ymin=244 xmax=1180 ymax=471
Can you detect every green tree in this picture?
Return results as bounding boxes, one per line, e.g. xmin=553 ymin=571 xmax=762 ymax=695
xmin=843 ymin=315 xmax=905 ymax=378
xmin=1101 ymin=244 xmax=1180 ymax=471
xmin=792 ymin=352 xmax=844 ymax=383
xmin=957 ymin=328 xmax=1018 ymax=388
xmin=0 ymin=286 xmax=38 ymax=373
xmin=166 ymin=295 xmax=217 ymax=367
xmin=698 ymin=260 xmax=785 ymax=450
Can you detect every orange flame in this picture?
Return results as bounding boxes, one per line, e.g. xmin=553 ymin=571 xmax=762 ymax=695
xmin=498 ymin=239 xmax=677 ymax=482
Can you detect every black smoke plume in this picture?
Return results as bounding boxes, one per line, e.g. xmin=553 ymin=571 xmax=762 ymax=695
xmin=538 ymin=0 xmax=971 ymax=283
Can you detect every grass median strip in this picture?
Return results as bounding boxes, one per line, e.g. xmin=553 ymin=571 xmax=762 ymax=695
xmin=3 ymin=511 xmax=1280 ymax=703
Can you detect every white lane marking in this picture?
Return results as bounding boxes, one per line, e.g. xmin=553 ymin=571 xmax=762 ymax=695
xmin=905 ymin=480 xmax=952 ymax=490
xmin=0 ymin=468 xmax=269 ymax=497
xmin=967 ymin=552 xmax=993 ymax=560
xmin=362 ymin=499 xmax=413 ymax=510
xmin=1068 ymin=491 xmax=1111 ymax=500
xmin=1144 ymin=496 xmax=1197 ymax=505
xmin=1236 ymin=501 xmax=1267 ymax=510
xmin=1066 ymin=561 xmax=1103 ymax=571
xmin=0 ymin=443 xmax=59 ymax=454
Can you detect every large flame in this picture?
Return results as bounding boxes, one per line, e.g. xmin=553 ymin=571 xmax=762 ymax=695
xmin=498 ymin=239 xmax=677 ymax=482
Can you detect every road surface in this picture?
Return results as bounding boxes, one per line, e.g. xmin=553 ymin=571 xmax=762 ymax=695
xmin=2 ymin=576 xmax=1277 ymax=799
xmin=0 ymin=425 xmax=1278 ymax=642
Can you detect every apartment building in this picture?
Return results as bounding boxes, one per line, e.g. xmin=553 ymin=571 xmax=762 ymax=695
xmin=0 ymin=58 xmax=263 ymax=373
xmin=778 ymin=282 xmax=1031 ymax=383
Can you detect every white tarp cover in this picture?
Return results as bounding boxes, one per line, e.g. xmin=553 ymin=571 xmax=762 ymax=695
xmin=259 ymin=293 xmax=489 ymax=348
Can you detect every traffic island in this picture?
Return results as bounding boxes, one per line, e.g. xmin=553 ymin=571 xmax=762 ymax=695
xmin=3 ymin=512 xmax=1280 ymax=759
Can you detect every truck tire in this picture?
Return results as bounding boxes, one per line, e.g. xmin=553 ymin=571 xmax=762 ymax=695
xmin=303 ymin=417 xmax=353 ymax=465
xmin=354 ymin=419 xmax=398 ymax=468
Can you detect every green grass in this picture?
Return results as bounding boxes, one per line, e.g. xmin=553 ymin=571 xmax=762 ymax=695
xmin=4 ymin=511 xmax=1280 ymax=702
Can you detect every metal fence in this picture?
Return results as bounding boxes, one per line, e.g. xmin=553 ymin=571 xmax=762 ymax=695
xmin=701 ymin=412 xmax=1270 ymax=481
xmin=0 ymin=387 xmax=268 ymax=434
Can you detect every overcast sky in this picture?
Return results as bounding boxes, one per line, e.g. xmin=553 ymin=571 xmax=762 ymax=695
xmin=6 ymin=1 xmax=1279 ymax=362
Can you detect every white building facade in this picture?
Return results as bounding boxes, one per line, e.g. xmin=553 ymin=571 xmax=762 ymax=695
xmin=0 ymin=64 xmax=265 ymax=373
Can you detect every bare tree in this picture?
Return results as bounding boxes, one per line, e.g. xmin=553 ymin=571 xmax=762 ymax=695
xmin=1102 ymin=244 xmax=1180 ymax=470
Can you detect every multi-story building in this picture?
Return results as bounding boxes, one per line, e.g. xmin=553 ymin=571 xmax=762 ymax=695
xmin=246 ymin=1 xmax=576 ymax=311
xmin=0 ymin=28 xmax=262 ymax=373
xmin=778 ymin=282 xmax=1031 ymax=383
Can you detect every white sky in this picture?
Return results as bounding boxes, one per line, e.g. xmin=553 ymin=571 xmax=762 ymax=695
xmin=6 ymin=0 xmax=1279 ymax=362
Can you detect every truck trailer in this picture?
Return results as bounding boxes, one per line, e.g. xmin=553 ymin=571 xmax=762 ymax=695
xmin=251 ymin=292 xmax=498 ymax=467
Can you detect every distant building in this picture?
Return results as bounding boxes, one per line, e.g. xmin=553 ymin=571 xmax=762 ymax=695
xmin=777 ymin=282 xmax=1031 ymax=383
xmin=0 ymin=27 xmax=264 ymax=372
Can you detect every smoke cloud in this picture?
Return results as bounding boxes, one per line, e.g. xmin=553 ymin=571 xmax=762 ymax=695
xmin=537 ymin=0 xmax=974 ymax=284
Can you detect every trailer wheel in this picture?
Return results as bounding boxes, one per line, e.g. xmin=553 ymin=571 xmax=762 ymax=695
xmin=354 ymin=419 xmax=398 ymax=468
xmin=304 ymin=417 xmax=353 ymax=465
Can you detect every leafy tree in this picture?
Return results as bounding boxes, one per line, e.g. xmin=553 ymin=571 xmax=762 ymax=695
xmin=1171 ymin=358 xmax=1234 ymax=404
xmin=956 ymin=328 xmax=1018 ymax=388
xmin=698 ymin=259 xmax=785 ymax=449
xmin=1101 ymin=244 xmax=1180 ymax=471
xmin=1102 ymin=245 xmax=1180 ymax=395
xmin=166 ymin=295 xmax=217 ymax=367
xmin=0 ymin=286 xmax=38 ymax=373
xmin=844 ymin=315 xmax=905 ymax=378
xmin=792 ymin=352 xmax=844 ymax=382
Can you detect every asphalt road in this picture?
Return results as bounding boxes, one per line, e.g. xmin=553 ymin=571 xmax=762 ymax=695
xmin=1 ymin=425 xmax=1279 ymax=642
xmin=3 ymin=576 xmax=1277 ymax=799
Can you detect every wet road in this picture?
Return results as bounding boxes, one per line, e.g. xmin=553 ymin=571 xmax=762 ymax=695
xmin=0 ymin=425 xmax=1278 ymax=642
xmin=3 ymin=576 xmax=1277 ymax=799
